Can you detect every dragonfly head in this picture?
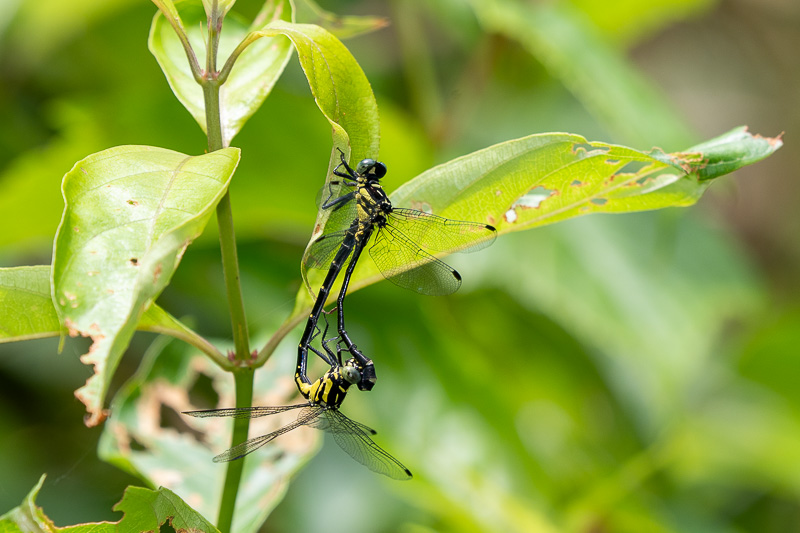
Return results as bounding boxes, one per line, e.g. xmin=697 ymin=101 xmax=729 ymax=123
xmin=346 ymin=356 xmax=377 ymax=391
xmin=341 ymin=359 xmax=361 ymax=385
xmin=356 ymin=158 xmax=387 ymax=180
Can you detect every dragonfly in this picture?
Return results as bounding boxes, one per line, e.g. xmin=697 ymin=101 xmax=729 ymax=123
xmin=185 ymin=322 xmax=412 ymax=480
xmin=297 ymin=149 xmax=497 ymax=392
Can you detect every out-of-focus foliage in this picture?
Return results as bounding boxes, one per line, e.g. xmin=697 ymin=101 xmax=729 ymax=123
xmin=1 ymin=0 xmax=798 ymax=532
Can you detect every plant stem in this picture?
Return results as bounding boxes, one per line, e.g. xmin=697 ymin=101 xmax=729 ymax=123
xmin=216 ymin=368 xmax=254 ymax=533
xmin=201 ymin=4 xmax=254 ymax=529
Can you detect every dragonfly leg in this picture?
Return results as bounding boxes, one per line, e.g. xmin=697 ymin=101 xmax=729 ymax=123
xmin=297 ymin=232 xmax=356 ymax=395
xmin=336 ymin=230 xmax=376 ymax=391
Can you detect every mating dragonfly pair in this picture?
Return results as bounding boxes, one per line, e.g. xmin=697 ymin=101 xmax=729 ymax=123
xmin=186 ymin=150 xmax=497 ymax=479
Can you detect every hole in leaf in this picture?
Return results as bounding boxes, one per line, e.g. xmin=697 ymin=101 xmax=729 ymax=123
xmin=590 ymin=198 xmax=608 ymax=206
xmin=513 ymin=186 xmax=556 ymax=209
xmin=128 ymin=258 xmax=139 ymax=266
xmin=572 ymin=143 xmax=610 ymax=158
xmin=160 ymin=522 xmax=177 ymax=533
xmin=617 ymin=160 xmax=650 ymax=175
xmin=160 ymin=404 xmax=204 ymax=440
xmin=188 ymin=373 xmax=219 ymax=410
xmin=130 ymin=436 xmax=146 ymax=452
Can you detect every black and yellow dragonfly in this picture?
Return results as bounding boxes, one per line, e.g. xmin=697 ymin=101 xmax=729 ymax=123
xmin=185 ymin=325 xmax=412 ymax=480
xmin=297 ymin=149 xmax=497 ymax=391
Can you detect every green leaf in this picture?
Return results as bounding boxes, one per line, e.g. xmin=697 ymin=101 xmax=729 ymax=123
xmin=0 ymin=475 xmax=116 ymax=532
xmin=0 ymin=265 xmax=223 ymax=368
xmin=0 ymin=473 xmax=218 ymax=533
xmin=293 ymin=128 xmax=780 ymax=318
xmin=241 ymin=21 xmax=380 ymax=320
xmin=0 ymin=266 xmax=64 ymax=342
xmin=251 ymin=20 xmax=380 ymax=160
xmin=114 ymin=486 xmax=218 ymax=533
xmin=100 ymin=335 xmax=316 ymax=533
xmin=52 ymin=145 xmax=240 ymax=426
xmin=149 ymin=1 xmax=293 ymax=146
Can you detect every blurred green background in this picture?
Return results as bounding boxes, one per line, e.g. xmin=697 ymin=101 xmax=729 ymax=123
xmin=1 ymin=0 xmax=798 ymax=531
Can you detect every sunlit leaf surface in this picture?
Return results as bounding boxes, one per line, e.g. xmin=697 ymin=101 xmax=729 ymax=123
xmin=293 ymin=127 xmax=781 ymax=319
xmin=114 ymin=485 xmax=219 ymax=533
xmin=52 ymin=145 xmax=240 ymax=426
xmin=0 ymin=265 xmax=211 ymax=349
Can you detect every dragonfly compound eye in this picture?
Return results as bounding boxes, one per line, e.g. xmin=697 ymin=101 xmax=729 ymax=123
xmin=356 ymin=159 xmax=387 ymax=179
xmin=342 ymin=365 xmax=361 ymax=385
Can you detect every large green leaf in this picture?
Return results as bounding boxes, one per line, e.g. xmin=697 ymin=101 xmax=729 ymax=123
xmin=100 ymin=335 xmax=315 ymax=533
xmin=149 ymin=1 xmax=294 ymax=146
xmin=52 ymin=145 xmax=240 ymax=426
xmin=0 ymin=266 xmax=219 ymax=359
xmin=0 ymin=266 xmax=63 ymax=342
xmin=114 ymin=486 xmax=218 ymax=533
xmin=242 ymin=21 xmax=380 ymax=315
xmin=246 ymin=20 xmax=380 ymax=160
xmin=290 ymin=127 xmax=780 ymax=322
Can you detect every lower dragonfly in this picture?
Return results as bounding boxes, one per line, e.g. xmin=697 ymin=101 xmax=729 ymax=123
xmin=184 ymin=321 xmax=412 ymax=480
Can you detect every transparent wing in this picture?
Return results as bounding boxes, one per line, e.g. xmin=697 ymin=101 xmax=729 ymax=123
xmin=324 ymin=410 xmax=412 ymax=480
xmin=303 ymin=230 xmax=350 ymax=271
xmin=183 ymin=404 xmax=307 ymax=420
xmin=208 ymin=406 xmax=325 ymax=463
xmin=387 ymin=208 xmax=496 ymax=253
xmin=369 ymin=225 xmax=462 ymax=296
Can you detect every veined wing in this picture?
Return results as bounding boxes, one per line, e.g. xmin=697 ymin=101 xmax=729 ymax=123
xmin=183 ymin=404 xmax=308 ymax=419
xmin=324 ymin=410 xmax=412 ymax=480
xmin=369 ymin=225 xmax=462 ymax=296
xmin=387 ymin=208 xmax=496 ymax=254
xmin=205 ymin=406 xmax=325 ymax=463
xmin=302 ymin=407 xmax=376 ymax=434
xmin=303 ymin=230 xmax=351 ymax=271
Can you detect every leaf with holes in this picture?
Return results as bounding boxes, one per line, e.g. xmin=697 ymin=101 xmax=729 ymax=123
xmin=149 ymin=0 xmax=293 ymax=146
xmin=52 ymin=145 xmax=240 ymax=427
xmin=288 ymin=127 xmax=780 ymax=317
xmin=99 ymin=335 xmax=315 ymax=533
xmin=114 ymin=485 xmax=218 ymax=533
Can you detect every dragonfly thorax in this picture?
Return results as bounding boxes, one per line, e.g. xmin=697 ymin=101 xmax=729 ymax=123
xmin=306 ymin=361 xmax=361 ymax=408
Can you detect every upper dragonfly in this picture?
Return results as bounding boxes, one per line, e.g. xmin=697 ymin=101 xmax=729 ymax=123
xmin=297 ymin=149 xmax=497 ymax=392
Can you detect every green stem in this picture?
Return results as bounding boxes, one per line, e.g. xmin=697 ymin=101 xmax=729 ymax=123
xmin=216 ymin=368 xmax=254 ymax=532
xmin=201 ymin=5 xmax=254 ymax=529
